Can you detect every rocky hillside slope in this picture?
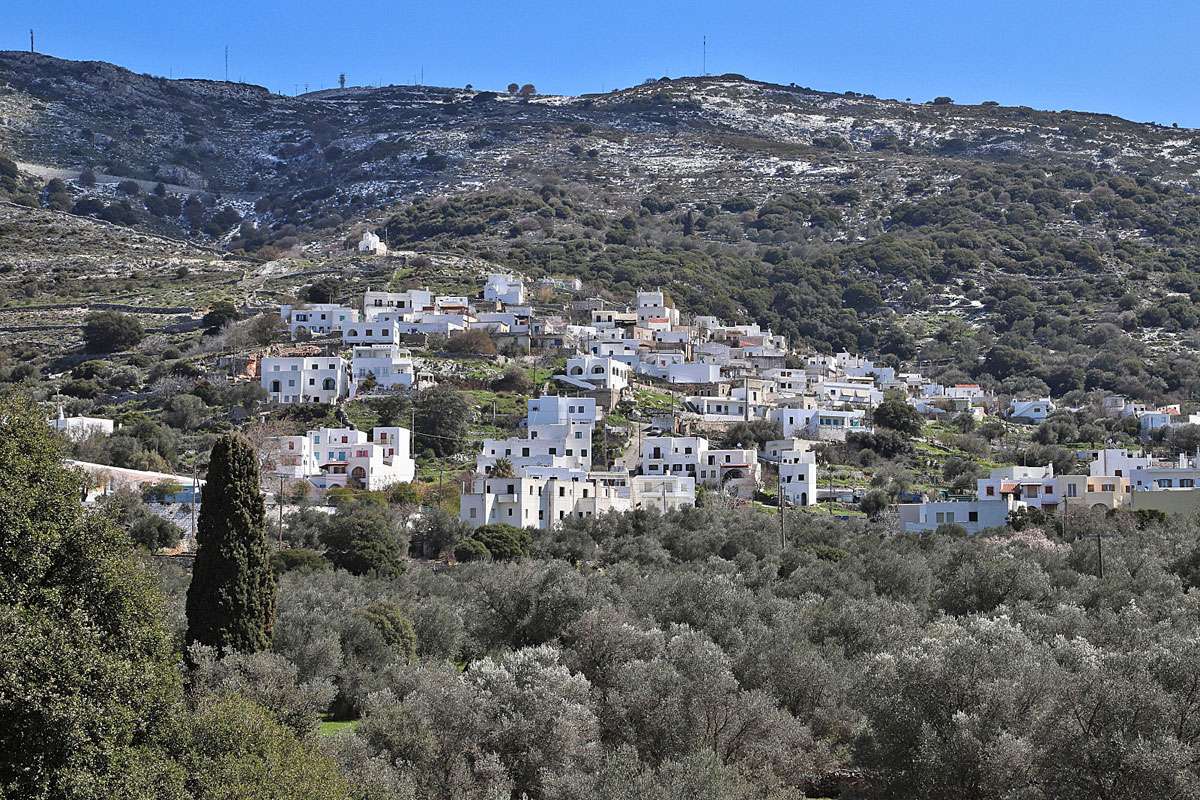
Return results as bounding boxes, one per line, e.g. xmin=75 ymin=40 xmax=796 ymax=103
xmin=4 ymin=52 xmax=1200 ymax=400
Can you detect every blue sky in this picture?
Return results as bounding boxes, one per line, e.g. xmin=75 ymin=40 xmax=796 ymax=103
xmin=5 ymin=0 xmax=1198 ymax=126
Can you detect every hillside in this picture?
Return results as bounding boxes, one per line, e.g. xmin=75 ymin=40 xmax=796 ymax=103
xmin=5 ymin=52 xmax=1200 ymax=399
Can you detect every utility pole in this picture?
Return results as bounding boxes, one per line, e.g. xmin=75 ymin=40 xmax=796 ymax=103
xmin=828 ymin=459 xmax=834 ymax=514
xmin=277 ymin=476 xmax=284 ymax=546
xmin=224 ymin=45 xmax=229 ymax=82
xmin=190 ymin=468 xmax=198 ymax=540
xmin=1096 ymin=527 xmax=1105 ymax=580
xmin=702 ymin=35 xmax=706 ymax=76
xmin=30 ymin=29 xmax=35 ymax=54
xmin=778 ymin=467 xmax=786 ymax=551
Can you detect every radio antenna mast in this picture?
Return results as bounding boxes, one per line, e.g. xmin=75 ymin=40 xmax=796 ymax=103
xmin=224 ymin=46 xmax=229 ymax=81
xmin=30 ymin=29 xmax=35 ymax=54
xmin=702 ymin=35 xmax=706 ymax=75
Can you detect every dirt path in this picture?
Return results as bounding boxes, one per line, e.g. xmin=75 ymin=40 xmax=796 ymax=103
xmin=16 ymin=161 xmax=206 ymax=195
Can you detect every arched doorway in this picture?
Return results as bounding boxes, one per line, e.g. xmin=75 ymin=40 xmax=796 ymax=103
xmin=349 ymin=466 xmax=367 ymax=489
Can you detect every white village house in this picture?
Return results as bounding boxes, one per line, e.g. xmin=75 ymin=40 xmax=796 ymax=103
xmin=269 ymin=426 xmax=415 ymax=491
xmin=260 ymin=356 xmax=349 ymax=404
xmin=358 ymin=230 xmax=388 ymax=256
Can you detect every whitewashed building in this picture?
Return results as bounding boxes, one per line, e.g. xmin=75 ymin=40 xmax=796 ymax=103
xmin=779 ymin=445 xmax=818 ymax=506
xmin=342 ymin=320 xmax=402 ymax=346
xmin=270 ymin=426 xmax=415 ymax=491
xmin=770 ymin=407 xmax=868 ymax=441
xmin=459 ymin=470 xmax=694 ymax=530
xmin=899 ymin=498 xmax=1018 ymax=534
xmin=483 ymin=273 xmax=526 ymax=306
xmin=561 ymin=355 xmax=632 ymax=392
xmin=363 ymin=289 xmax=433 ymax=318
xmin=350 ymin=345 xmax=415 ymax=396
xmin=260 ymin=356 xmax=349 ymax=404
xmin=50 ymin=407 xmax=115 ymax=440
xmin=635 ymin=289 xmax=681 ymax=327
xmin=641 ymin=436 xmax=760 ymax=491
xmin=1009 ymin=397 xmax=1055 ymax=423
xmin=358 ymin=231 xmax=388 ymax=256
xmin=280 ymin=304 xmax=359 ymax=337
xmin=477 ymin=396 xmax=598 ymax=475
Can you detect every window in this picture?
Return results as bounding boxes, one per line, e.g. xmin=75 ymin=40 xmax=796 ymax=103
xmin=968 ymin=511 xmax=978 ymax=522
xmin=1183 ymin=479 xmax=1195 ymax=488
xmin=985 ymin=486 xmax=995 ymax=496
xmin=1067 ymin=483 xmax=1078 ymax=497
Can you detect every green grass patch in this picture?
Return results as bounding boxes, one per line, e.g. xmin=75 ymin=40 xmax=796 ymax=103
xmin=633 ymin=386 xmax=677 ymax=412
xmin=318 ymin=720 xmax=357 ymax=736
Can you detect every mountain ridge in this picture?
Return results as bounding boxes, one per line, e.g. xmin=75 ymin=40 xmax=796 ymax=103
xmin=5 ymin=52 xmax=1200 ymax=402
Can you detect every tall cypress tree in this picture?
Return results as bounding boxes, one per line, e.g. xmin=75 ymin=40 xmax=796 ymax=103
xmin=185 ymin=432 xmax=276 ymax=653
